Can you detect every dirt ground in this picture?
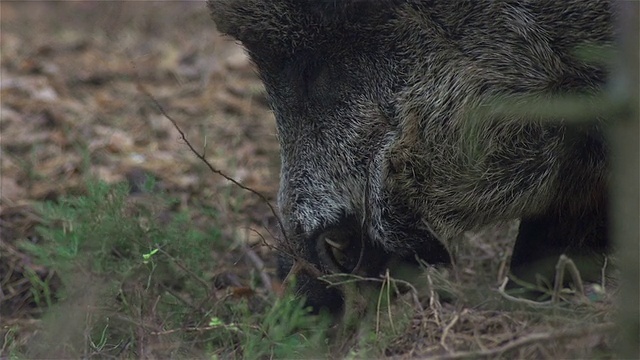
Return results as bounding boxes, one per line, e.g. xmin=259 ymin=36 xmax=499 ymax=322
xmin=1 ymin=2 xmax=619 ymax=359
xmin=2 ymin=0 xmax=281 ymax=352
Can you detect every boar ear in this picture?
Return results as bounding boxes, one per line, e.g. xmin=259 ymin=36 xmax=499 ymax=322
xmin=208 ymin=0 xmax=290 ymax=48
xmin=207 ymin=0 xmax=259 ymax=41
xmin=302 ymin=0 xmax=401 ymax=17
xmin=208 ymin=0 xmax=399 ymax=56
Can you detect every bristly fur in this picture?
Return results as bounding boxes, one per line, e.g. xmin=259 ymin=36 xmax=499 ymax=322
xmin=209 ymin=0 xmax=613 ymax=312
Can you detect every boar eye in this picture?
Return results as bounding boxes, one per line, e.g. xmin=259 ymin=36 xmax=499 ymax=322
xmin=282 ymin=53 xmax=343 ymax=104
xmin=300 ymin=62 xmax=329 ymax=98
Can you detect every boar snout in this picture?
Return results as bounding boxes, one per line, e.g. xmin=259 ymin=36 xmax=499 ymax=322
xmin=278 ymin=215 xmax=390 ymax=314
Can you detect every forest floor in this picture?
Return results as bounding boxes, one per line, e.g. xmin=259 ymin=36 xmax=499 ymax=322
xmin=1 ymin=2 xmax=617 ymax=359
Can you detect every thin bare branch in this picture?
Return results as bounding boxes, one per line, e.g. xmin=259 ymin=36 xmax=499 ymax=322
xmin=136 ymin=84 xmax=287 ymax=245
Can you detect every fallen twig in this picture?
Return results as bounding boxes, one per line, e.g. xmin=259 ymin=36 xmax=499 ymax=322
xmin=155 ymin=247 xmax=212 ymax=300
xmin=440 ymin=311 xmax=463 ymax=352
xmin=241 ymin=240 xmax=273 ymax=294
xmin=497 ymin=277 xmax=553 ymax=307
xmin=552 ymin=255 xmax=586 ymax=303
xmin=375 ymin=269 xmax=396 ymax=334
xmin=426 ymin=267 xmax=443 ymax=327
xmin=429 ymin=322 xmax=615 ymax=360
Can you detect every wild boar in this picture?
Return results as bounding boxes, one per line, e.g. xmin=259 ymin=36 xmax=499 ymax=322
xmin=208 ymin=0 xmax=612 ymax=313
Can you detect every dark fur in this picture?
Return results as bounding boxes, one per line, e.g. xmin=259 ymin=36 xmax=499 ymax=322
xmin=209 ymin=0 xmax=613 ymax=313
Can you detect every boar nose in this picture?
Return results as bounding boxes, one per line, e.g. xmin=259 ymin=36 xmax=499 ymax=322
xmin=316 ymin=223 xmax=364 ymax=274
xmin=278 ymin=252 xmax=345 ymax=314
xmin=278 ymin=215 xmax=372 ymax=314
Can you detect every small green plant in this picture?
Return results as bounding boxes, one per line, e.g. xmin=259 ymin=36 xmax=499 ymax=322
xmin=242 ymin=293 xmax=330 ymax=359
xmin=23 ymin=267 xmax=55 ymax=309
xmin=18 ymin=179 xmax=333 ymax=358
xmin=23 ymin=181 xmax=134 ymax=272
xmin=204 ymin=291 xmax=331 ymax=359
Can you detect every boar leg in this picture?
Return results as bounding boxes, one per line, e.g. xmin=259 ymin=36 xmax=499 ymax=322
xmin=509 ymin=207 xmax=609 ymax=296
